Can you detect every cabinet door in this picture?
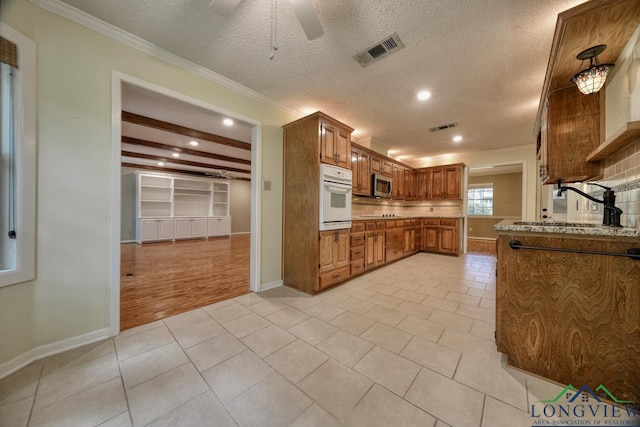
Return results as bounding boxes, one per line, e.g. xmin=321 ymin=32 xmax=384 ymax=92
xmin=423 ymin=226 xmax=438 ymax=252
xmin=392 ymin=164 xmax=404 ymax=198
xmin=219 ymin=218 xmax=231 ymax=235
xmin=335 ymin=128 xmax=351 ymax=169
xmin=416 ymin=171 xmax=429 ymax=200
xmin=157 ymin=219 xmax=174 ymax=240
xmin=141 ymin=219 xmax=159 ymax=241
xmin=374 ymin=230 xmax=385 ymax=265
xmin=320 ymin=122 xmax=337 ymax=166
xmin=404 ymin=170 xmax=416 ymax=199
xmin=191 ymin=218 xmax=207 ymax=237
xmin=207 ymin=218 xmax=220 ymax=236
xmin=382 ymin=160 xmax=393 ymax=178
xmin=319 ymin=231 xmax=336 ymax=273
xmin=351 ymin=149 xmax=361 ymax=193
xmin=439 ymin=226 xmax=458 ymax=254
xmin=358 ymin=151 xmax=371 ymax=195
xmin=443 ymin=166 xmax=461 ymax=199
xmin=335 ymin=229 xmax=350 ymax=269
xmin=430 ymin=168 xmax=444 ymax=199
xmin=174 ymin=219 xmax=192 ymax=239
xmin=370 ymin=155 xmax=382 ymax=174
xmin=364 ymin=231 xmax=376 ymax=270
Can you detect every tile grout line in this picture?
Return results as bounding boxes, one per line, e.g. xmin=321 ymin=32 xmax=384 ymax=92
xmin=24 ymin=361 xmax=44 ymax=426
xmin=113 ymin=337 xmax=136 ymax=427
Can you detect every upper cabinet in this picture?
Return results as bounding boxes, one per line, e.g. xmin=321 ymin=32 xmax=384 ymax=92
xmin=321 ymin=119 xmax=352 ymax=169
xmin=351 ymin=145 xmax=372 ymax=196
xmin=534 ymin=0 xmax=640 ymax=184
xmin=371 ymin=155 xmax=393 ymax=177
xmin=415 ymin=165 xmax=463 ymax=200
xmin=392 ymin=163 xmax=405 ymax=199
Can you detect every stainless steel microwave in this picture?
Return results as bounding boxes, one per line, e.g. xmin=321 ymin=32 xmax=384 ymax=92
xmin=372 ymin=174 xmax=393 ymax=197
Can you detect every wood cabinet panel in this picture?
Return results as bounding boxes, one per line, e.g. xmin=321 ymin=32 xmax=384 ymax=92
xmin=496 ymin=233 xmax=640 ymax=401
xmin=320 ymin=120 xmax=351 ymax=169
xmin=404 ymin=170 xmax=416 ymax=200
xmin=351 ymin=146 xmax=372 ymax=196
xmin=415 ymin=165 xmax=462 ymax=200
xmin=421 ymin=219 xmax=460 ymax=255
xmin=319 ymin=229 xmax=350 ymax=275
xmin=364 ymin=230 xmax=385 ymax=270
xmin=542 ymin=86 xmax=602 ymax=183
xmin=319 ymin=266 xmax=350 ymax=291
xmin=439 ymin=226 xmax=458 ymax=254
xmin=371 ymin=155 xmax=393 ymax=178
xmin=392 ymin=164 xmax=405 ymax=199
xmin=422 ymin=225 xmax=438 ymax=252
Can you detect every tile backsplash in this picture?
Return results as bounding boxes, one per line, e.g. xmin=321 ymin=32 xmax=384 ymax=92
xmin=352 ymin=197 xmax=463 ymax=217
xmin=581 ymin=138 xmax=640 ymax=228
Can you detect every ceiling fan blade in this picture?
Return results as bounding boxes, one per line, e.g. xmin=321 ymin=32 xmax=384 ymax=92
xmin=289 ymin=0 xmax=324 ymax=40
xmin=209 ymin=0 xmax=243 ymax=17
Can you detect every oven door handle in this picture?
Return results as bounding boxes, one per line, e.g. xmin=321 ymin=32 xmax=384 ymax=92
xmin=325 ymin=184 xmax=351 ymax=194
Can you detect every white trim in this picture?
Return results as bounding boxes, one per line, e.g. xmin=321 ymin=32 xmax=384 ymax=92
xmin=259 ymin=280 xmax=283 ymax=292
xmin=467 ymin=237 xmax=497 ymax=241
xmin=230 ymin=232 xmax=251 ymax=236
xmin=120 ymin=240 xmax=136 ymax=244
xmin=29 ymin=0 xmax=300 ymax=119
xmin=0 ymin=24 xmax=37 ymax=287
xmin=0 ymin=328 xmax=110 ymax=380
xmin=110 ymin=71 xmax=263 ymax=336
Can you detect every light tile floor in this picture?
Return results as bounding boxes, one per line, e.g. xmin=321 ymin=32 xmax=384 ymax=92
xmin=1 ymin=253 xmax=638 ymax=427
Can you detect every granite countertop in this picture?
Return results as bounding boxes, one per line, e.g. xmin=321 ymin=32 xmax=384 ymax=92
xmin=494 ymin=219 xmax=640 ymax=238
xmin=352 ymin=215 xmax=464 ymax=220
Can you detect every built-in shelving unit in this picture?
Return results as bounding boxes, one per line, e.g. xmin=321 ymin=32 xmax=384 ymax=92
xmin=586 ymin=121 xmax=640 ymax=162
xmin=134 ymin=172 xmax=231 ymax=243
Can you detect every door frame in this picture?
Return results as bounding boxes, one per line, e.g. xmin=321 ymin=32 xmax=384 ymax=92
xmin=109 ymin=71 xmax=262 ymax=336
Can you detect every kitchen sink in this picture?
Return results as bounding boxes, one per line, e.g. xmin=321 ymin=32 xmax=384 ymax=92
xmin=512 ymin=221 xmax=600 ymax=228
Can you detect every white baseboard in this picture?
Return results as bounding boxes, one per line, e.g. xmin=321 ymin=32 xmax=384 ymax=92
xmin=120 ymin=239 xmax=136 ymax=244
xmin=0 ymin=328 xmax=111 ymax=380
xmin=259 ymin=280 xmax=283 ymax=292
xmin=230 ymin=232 xmax=251 ymax=236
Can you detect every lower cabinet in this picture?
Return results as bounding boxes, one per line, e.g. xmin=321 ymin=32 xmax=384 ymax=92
xmin=364 ymin=228 xmax=385 ymax=270
xmin=318 ymin=229 xmax=350 ymax=291
xmin=385 ymin=223 xmax=404 ymax=263
xmin=350 ymin=223 xmax=365 ymax=276
xmin=138 ymin=218 xmax=173 ymax=243
xmin=422 ymin=218 xmax=460 ymax=255
xmin=175 ymin=218 xmax=208 ymax=239
xmin=207 ymin=217 xmax=231 ymax=237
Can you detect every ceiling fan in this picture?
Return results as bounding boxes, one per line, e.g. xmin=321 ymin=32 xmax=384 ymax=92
xmin=209 ymin=0 xmax=324 ymax=40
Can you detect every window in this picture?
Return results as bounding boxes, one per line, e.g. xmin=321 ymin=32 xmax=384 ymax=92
xmin=0 ymin=26 xmax=36 ymax=287
xmin=467 ymin=184 xmax=493 ymax=216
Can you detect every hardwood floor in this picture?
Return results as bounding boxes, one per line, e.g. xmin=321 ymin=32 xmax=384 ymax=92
xmin=467 ymin=238 xmax=497 ymax=256
xmin=120 ymin=235 xmax=250 ymax=330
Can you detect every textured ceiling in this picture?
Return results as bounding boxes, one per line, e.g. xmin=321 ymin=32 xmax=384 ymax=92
xmin=60 ymin=0 xmax=588 ymax=166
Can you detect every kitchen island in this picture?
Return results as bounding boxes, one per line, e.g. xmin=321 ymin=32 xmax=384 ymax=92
xmin=494 ymin=220 xmax=640 ymax=401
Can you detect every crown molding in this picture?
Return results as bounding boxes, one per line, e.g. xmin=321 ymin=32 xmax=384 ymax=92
xmin=28 ymin=0 xmax=301 ymax=118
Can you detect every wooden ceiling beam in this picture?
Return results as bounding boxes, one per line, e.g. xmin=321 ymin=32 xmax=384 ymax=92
xmin=122 ymin=136 xmax=251 ymax=165
xmin=122 ymin=111 xmax=251 ymax=151
xmin=122 ymin=162 xmax=251 ymax=181
xmin=121 ymin=151 xmax=251 ymax=174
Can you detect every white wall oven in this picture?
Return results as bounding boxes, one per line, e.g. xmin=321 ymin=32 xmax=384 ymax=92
xmin=319 ymin=164 xmax=352 ymax=230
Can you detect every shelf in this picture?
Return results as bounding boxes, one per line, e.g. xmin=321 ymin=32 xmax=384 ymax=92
xmin=174 ymin=193 xmax=211 ymax=197
xmin=141 ymin=184 xmax=172 ymax=189
xmin=587 ymin=121 xmax=640 ymax=162
xmin=141 ymin=200 xmax=171 ymax=203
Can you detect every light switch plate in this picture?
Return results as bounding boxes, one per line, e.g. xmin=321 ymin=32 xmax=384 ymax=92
xmin=263 ymin=180 xmax=272 ymax=191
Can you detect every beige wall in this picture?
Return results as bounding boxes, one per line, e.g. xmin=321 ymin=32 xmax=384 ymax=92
xmin=230 ymin=180 xmax=251 ymax=233
xmin=0 ymin=0 xmax=295 ymax=366
xmin=467 ymin=172 xmax=523 ymax=238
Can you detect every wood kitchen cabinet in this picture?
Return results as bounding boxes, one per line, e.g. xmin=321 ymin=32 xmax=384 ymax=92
xmin=422 ymin=218 xmax=460 ymax=255
xmin=351 ymin=145 xmax=372 ymax=196
xmin=415 ymin=164 xmax=463 ymax=200
xmin=364 ymin=222 xmax=385 ymax=270
xmin=321 ymin=120 xmax=351 ymax=169
xmin=403 ymin=219 xmax=420 ymax=255
xmin=350 ymin=222 xmax=365 ymax=276
xmin=283 ymin=112 xmax=354 ymax=294
xmin=392 ymin=164 xmax=405 ymax=199
xmin=371 ymin=154 xmax=392 ymax=177
xmin=404 ymin=169 xmax=416 ymax=200
xmin=539 ymin=86 xmax=602 ymax=183
xmin=385 ymin=221 xmax=405 ymax=262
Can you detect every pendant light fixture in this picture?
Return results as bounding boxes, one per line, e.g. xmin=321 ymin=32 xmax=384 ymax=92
xmin=570 ymin=45 xmax=615 ymax=95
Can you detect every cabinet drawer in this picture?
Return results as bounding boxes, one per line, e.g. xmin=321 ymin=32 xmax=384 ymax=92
xmin=386 ymin=221 xmax=396 ymax=228
xmin=319 ymin=266 xmax=350 ymax=291
xmin=423 ymin=218 xmax=439 ymax=225
xmin=385 ymin=247 xmax=404 ymax=262
xmin=350 ymin=260 xmax=364 ymax=276
xmin=351 ymin=222 xmax=365 ymax=233
xmin=440 ymin=219 xmax=458 ymax=226
xmin=365 ymin=222 xmax=376 ymax=231
xmin=376 ymin=221 xmax=386 ymax=229
xmin=351 ymin=233 xmax=364 ymax=247
xmin=395 ymin=220 xmax=405 ymax=227
xmin=350 ymin=246 xmax=364 ymax=260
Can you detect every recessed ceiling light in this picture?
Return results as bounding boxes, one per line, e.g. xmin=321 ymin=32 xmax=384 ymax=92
xmin=189 ymin=140 xmax=199 ymax=146
xmin=172 ymin=153 xmax=180 ymax=158
xmin=157 ymin=162 xmax=164 ymax=166
xmin=417 ymin=91 xmax=431 ymax=101
xmin=453 ymin=135 xmax=463 ymax=142
xmin=223 ymin=118 xmax=234 ymax=126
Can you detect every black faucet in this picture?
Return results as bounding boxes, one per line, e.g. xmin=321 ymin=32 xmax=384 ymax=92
xmin=556 ymin=180 xmax=623 ymax=227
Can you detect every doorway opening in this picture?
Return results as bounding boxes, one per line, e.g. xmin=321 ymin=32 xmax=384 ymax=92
xmin=109 ymin=72 xmax=262 ymax=334
xmin=465 ymin=162 xmax=526 ymax=256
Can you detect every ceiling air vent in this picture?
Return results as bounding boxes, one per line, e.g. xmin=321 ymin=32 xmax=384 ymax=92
xmin=429 ymin=122 xmax=458 ymax=132
xmin=353 ymin=33 xmax=405 ymax=67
